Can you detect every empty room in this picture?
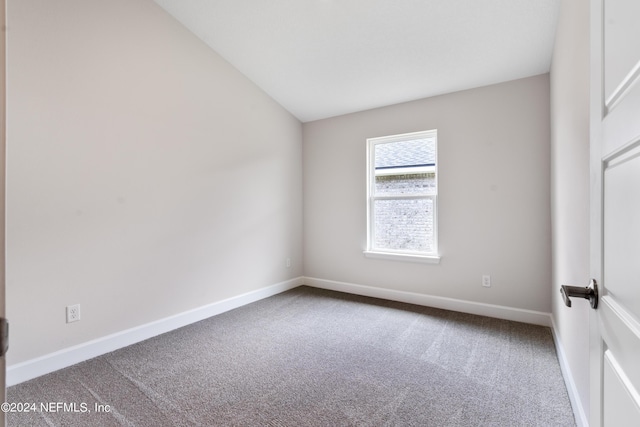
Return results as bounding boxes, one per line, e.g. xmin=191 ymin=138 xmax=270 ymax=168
xmin=2 ymin=0 xmax=639 ymax=426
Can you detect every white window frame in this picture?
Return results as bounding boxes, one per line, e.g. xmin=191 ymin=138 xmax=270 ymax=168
xmin=364 ymin=130 xmax=440 ymax=264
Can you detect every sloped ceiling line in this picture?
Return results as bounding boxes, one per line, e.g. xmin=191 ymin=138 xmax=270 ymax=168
xmin=153 ymin=0 xmax=560 ymax=122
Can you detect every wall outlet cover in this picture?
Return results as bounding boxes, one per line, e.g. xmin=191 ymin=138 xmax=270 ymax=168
xmin=66 ymin=304 xmax=81 ymax=323
xmin=482 ymin=275 xmax=491 ymax=288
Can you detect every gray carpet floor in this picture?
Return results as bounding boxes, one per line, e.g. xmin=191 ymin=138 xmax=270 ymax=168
xmin=7 ymin=286 xmax=576 ymax=426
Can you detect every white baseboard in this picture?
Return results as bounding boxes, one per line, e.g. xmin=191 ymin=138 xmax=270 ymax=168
xmin=303 ymin=277 xmax=552 ymax=327
xmin=7 ymin=277 xmax=303 ymax=387
xmin=550 ymin=316 xmax=589 ymax=427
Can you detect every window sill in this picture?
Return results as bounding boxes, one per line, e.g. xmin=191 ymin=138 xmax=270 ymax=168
xmin=363 ymin=250 xmax=441 ymax=264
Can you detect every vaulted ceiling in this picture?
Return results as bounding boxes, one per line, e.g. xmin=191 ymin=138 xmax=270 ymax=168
xmin=153 ymin=0 xmax=560 ymax=122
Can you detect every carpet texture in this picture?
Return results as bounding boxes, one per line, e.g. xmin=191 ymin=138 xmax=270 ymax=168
xmin=7 ymin=286 xmax=576 ymax=426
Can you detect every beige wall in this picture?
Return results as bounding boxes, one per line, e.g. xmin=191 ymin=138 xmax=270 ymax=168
xmin=550 ymin=0 xmax=590 ymax=422
xmin=6 ymin=0 xmax=303 ymax=365
xmin=303 ymin=75 xmax=552 ymax=312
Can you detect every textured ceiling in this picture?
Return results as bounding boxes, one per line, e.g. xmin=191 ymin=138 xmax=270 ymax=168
xmin=153 ymin=0 xmax=560 ymax=122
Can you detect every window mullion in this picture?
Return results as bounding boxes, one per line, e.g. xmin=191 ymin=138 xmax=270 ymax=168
xmin=372 ymin=194 xmax=433 ymax=201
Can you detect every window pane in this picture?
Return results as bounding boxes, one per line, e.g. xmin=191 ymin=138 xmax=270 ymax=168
xmin=374 ymin=138 xmax=435 ymax=169
xmin=373 ymin=198 xmax=434 ymax=252
xmin=375 ymin=173 xmax=436 ymax=196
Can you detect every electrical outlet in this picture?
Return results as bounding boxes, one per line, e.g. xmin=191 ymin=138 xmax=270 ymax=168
xmin=482 ymin=275 xmax=491 ymax=288
xmin=286 ymin=257 xmax=291 ymax=268
xmin=66 ymin=304 xmax=81 ymax=323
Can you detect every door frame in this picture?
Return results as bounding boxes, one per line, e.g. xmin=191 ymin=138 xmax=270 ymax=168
xmin=589 ymin=0 xmax=604 ymax=424
xmin=0 ymin=0 xmax=7 ymax=426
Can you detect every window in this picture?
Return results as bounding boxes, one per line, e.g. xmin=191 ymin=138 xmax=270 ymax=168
xmin=364 ymin=130 xmax=439 ymax=263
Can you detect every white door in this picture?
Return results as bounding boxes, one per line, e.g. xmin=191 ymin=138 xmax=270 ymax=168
xmin=589 ymin=0 xmax=640 ymax=425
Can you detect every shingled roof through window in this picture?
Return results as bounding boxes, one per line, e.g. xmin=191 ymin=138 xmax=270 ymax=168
xmin=374 ymin=138 xmax=436 ymax=170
